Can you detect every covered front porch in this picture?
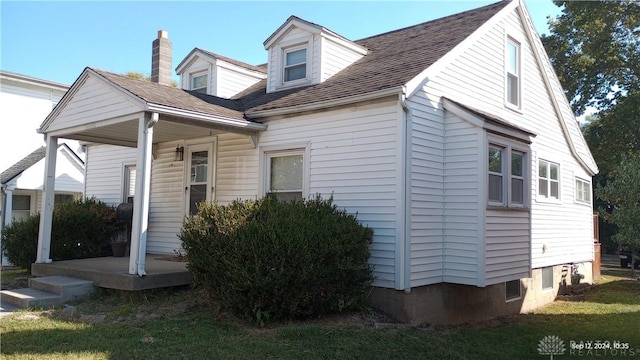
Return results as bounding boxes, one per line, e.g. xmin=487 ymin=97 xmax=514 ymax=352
xmin=35 ymin=68 xmax=265 ymax=282
xmin=31 ymin=255 xmax=189 ymax=291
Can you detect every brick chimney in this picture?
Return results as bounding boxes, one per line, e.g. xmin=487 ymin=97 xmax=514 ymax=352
xmin=151 ymin=30 xmax=172 ymax=86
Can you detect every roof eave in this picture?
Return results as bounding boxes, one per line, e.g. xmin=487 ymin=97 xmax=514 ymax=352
xmin=146 ymin=103 xmax=266 ymax=131
xmin=246 ymin=87 xmax=403 ymax=119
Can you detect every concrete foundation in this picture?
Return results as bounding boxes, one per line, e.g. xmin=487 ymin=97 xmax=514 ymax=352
xmin=368 ymin=261 xmax=593 ymax=325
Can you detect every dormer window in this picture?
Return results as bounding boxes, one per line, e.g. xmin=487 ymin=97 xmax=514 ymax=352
xmin=284 ymin=47 xmax=307 ymax=82
xmin=191 ymin=72 xmax=208 ymax=94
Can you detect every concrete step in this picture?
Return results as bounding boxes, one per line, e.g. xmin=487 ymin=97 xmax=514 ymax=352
xmin=29 ymin=276 xmax=94 ymax=301
xmin=0 ymin=288 xmax=62 ymax=308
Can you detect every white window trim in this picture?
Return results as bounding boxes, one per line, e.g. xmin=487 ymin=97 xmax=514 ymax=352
xmin=541 ymin=266 xmax=554 ymax=291
xmin=190 ymin=71 xmax=208 ymax=94
xmin=123 ymin=164 xmax=136 ymax=204
xmin=537 ymin=159 xmax=561 ymax=203
xmin=259 ymin=142 xmax=310 ymax=199
xmin=505 ymin=36 xmax=522 ymax=112
xmin=487 ymin=135 xmax=529 ymax=209
xmin=276 ymin=36 xmax=313 ymax=89
xmin=505 ymin=279 xmax=522 ymax=302
xmin=575 ymin=177 xmax=592 ymax=205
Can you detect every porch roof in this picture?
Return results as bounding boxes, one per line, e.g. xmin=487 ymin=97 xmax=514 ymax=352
xmin=38 ymin=68 xmax=266 ymax=147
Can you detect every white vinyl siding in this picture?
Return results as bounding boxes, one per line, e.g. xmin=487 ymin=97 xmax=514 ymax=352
xmin=46 ymin=75 xmax=142 ymax=133
xmin=408 ymin=7 xmax=593 ymax=283
xmin=84 ymin=145 xmax=137 ymax=206
xmin=259 ymin=100 xmax=399 ymax=287
xmin=442 ymin=111 xmax=482 ymax=285
xmin=147 ymin=142 xmax=189 ymax=254
xmin=215 ymin=64 xmax=264 ymax=99
xmin=407 ymin=91 xmax=444 ymax=286
xmin=215 ymin=133 xmax=259 ymax=204
xmin=485 ymin=209 xmax=530 ymax=284
xmin=320 ymin=37 xmax=366 ymax=82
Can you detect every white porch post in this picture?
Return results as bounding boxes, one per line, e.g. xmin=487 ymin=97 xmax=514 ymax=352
xmin=3 ymin=186 xmax=14 ymax=227
xmin=36 ymin=135 xmax=58 ymax=263
xmin=1 ymin=185 xmax=15 ymax=266
xmin=129 ymin=113 xmax=157 ymax=276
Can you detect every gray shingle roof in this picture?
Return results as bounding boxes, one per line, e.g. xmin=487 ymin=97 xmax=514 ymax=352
xmin=1 ymin=147 xmax=46 ymax=184
xmin=88 ymin=1 xmax=509 ymax=121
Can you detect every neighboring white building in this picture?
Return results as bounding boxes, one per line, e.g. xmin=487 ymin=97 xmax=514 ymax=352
xmin=35 ymin=0 xmax=598 ymax=324
xmin=1 ymin=144 xmax=84 ymax=266
xmin=0 ymin=71 xmax=77 ymax=172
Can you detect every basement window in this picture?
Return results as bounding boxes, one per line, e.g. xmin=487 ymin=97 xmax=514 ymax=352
xmin=505 ymin=280 xmax=521 ymax=301
xmin=542 ymin=266 xmax=553 ymax=290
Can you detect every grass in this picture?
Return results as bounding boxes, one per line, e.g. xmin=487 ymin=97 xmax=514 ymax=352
xmin=0 ymin=268 xmax=29 ymax=287
xmin=1 ymin=264 xmax=639 ymax=359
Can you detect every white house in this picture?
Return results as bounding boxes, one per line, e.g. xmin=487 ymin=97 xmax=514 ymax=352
xmin=34 ymin=0 xmax=597 ymax=324
xmin=1 ymin=144 xmax=84 ymax=265
xmin=0 ymin=71 xmax=76 ymax=173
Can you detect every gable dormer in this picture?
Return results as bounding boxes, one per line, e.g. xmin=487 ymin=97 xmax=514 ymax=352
xmin=264 ymin=16 xmax=368 ymax=93
xmin=175 ymin=48 xmax=266 ymax=99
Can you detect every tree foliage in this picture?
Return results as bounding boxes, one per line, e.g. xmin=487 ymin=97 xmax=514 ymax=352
xmin=596 ymin=153 xmax=640 ymax=273
xmin=124 ymin=71 xmax=177 ymax=87
xmin=542 ymin=1 xmax=639 ymax=116
xmin=542 ymin=1 xmax=640 ymax=255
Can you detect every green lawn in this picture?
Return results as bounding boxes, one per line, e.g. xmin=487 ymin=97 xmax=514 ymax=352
xmin=1 ymin=271 xmax=639 ymax=359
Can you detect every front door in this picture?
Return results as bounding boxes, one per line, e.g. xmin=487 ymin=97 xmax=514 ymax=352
xmin=185 ymin=143 xmax=215 ymax=215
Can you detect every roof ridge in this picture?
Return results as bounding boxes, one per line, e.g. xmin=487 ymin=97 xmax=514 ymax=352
xmin=195 ymin=48 xmax=266 ymax=74
xmin=355 ymin=0 xmax=510 ymax=43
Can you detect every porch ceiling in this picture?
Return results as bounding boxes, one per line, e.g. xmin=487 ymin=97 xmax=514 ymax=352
xmin=60 ymin=114 xmax=258 ymax=147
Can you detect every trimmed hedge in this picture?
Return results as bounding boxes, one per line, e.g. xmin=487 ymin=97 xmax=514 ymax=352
xmin=179 ymin=195 xmax=374 ymax=324
xmin=1 ymin=198 xmax=121 ymax=271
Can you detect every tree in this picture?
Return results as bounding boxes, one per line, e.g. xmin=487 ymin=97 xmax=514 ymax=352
xmin=596 ymin=153 xmax=640 ymax=276
xmin=124 ymin=71 xmax=177 ymax=87
xmin=542 ymin=1 xmax=639 ymax=116
xmin=543 ymin=2 xmax=640 ymax=255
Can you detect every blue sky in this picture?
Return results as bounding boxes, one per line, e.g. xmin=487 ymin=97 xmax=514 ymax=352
xmin=1 ymin=1 xmax=562 ymax=85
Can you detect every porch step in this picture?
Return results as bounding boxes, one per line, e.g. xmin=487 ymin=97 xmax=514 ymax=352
xmin=0 ymin=288 xmax=62 ymax=308
xmin=0 ymin=276 xmax=94 ymax=309
xmin=29 ymin=276 xmax=95 ymax=301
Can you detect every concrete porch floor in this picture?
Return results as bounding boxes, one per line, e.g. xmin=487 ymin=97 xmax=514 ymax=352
xmin=31 ymin=256 xmax=190 ymax=291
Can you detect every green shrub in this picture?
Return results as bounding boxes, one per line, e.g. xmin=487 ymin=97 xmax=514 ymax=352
xmin=179 ymin=195 xmax=374 ymax=324
xmin=1 ymin=198 xmax=121 ymax=272
xmin=1 ymin=214 xmax=40 ymax=270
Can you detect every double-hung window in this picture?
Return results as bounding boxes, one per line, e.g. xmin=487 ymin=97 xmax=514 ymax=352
xmin=124 ymin=165 xmax=136 ymax=204
xmin=506 ymin=38 xmax=521 ymax=108
xmin=283 ymin=47 xmax=307 ymax=83
xmin=575 ymin=178 xmax=591 ymax=204
xmin=538 ymin=160 xmax=559 ymax=200
xmin=266 ymin=150 xmax=304 ymax=201
xmin=488 ymin=144 xmax=527 ymax=207
xmin=191 ymin=73 xmax=207 ymax=94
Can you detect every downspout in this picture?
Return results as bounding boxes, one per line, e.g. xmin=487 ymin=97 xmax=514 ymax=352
xmin=399 ymin=89 xmax=412 ymax=292
xmin=82 ymin=145 xmax=88 ymax=200
xmin=136 ymin=112 xmax=159 ymax=277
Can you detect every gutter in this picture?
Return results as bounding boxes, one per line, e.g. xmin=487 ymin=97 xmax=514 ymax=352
xmin=246 ymin=87 xmax=402 ymax=119
xmin=145 ymin=103 xmax=267 ymax=131
xmin=399 ymin=89 xmax=412 ymax=293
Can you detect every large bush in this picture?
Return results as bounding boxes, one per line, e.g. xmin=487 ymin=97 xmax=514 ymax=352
xmin=180 ymin=195 xmax=374 ymax=324
xmin=2 ymin=198 xmax=121 ymax=271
